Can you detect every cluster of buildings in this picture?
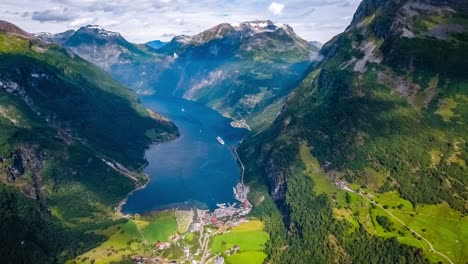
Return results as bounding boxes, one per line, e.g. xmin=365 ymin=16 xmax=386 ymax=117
xmin=230 ymin=119 xmax=251 ymax=130
xmin=189 ymin=183 xmax=253 ymax=232
xmin=142 ymin=182 xmax=254 ymax=263
xmin=335 ymin=180 xmax=354 ymax=192
xmin=154 ymin=241 xmax=171 ymax=251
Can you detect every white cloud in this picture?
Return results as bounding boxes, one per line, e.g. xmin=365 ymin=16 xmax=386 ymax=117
xmin=68 ymin=17 xmax=95 ymax=27
xmin=268 ymin=2 xmax=285 ymax=15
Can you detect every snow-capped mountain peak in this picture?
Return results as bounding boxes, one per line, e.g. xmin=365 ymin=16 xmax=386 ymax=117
xmin=81 ymin=25 xmax=121 ymax=38
xmin=231 ymin=20 xmax=292 ymax=34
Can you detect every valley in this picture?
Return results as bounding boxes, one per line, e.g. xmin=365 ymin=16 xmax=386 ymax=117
xmin=1 ymin=0 xmax=468 ymax=263
xmin=38 ymin=21 xmax=321 ymax=130
xmin=73 ymin=95 xmax=269 ymax=264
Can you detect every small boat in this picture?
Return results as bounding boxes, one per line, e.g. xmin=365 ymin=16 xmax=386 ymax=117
xmin=181 ymin=108 xmax=185 ymax=112
xmin=216 ymin=136 xmax=225 ymax=145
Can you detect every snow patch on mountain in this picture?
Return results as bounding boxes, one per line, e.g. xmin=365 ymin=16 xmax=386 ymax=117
xmin=83 ymin=25 xmax=120 ymax=38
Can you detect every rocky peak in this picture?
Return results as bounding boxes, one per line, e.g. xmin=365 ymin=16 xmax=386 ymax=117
xmin=234 ymin=20 xmax=292 ymax=33
xmin=75 ymin=25 xmax=122 ymax=39
xmin=350 ymin=0 xmax=388 ymax=25
xmin=166 ymin=20 xmax=304 ymax=49
xmin=62 ymin=24 xmax=132 ymax=50
xmin=35 ymin=30 xmax=75 ymax=45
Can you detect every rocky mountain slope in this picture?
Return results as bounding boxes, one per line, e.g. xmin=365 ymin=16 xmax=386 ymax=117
xmin=37 ymin=25 xmax=157 ymax=72
xmin=241 ymin=0 xmax=468 ymax=263
xmin=41 ymin=21 xmax=319 ymax=129
xmin=0 ymin=21 xmax=178 ymax=263
xmin=155 ymin=20 xmax=319 ymax=127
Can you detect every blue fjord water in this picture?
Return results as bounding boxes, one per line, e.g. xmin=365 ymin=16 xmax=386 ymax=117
xmin=123 ymin=96 xmax=248 ymax=214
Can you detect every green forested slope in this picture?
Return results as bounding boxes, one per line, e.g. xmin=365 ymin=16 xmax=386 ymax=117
xmin=241 ymin=0 xmax=468 ymax=263
xmin=0 ymin=21 xmax=178 ymax=263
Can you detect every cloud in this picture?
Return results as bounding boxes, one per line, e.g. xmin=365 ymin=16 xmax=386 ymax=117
xmin=68 ymin=17 xmax=95 ymax=27
xmin=175 ymin=18 xmax=185 ymax=26
xmin=300 ymin=8 xmax=316 ymax=17
xmin=31 ymin=8 xmax=76 ymax=22
xmin=310 ymin=51 xmax=324 ymax=62
xmin=161 ymin=33 xmax=176 ymax=38
xmin=101 ymin=20 xmax=121 ymax=27
xmin=268 ymin=2 xmax=285 ymax=15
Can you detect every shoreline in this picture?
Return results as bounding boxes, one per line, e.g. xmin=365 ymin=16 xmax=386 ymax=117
xmin=117 ymin=136 xmax=249 ymax=218
xmin=116 ymin=172 xmax=151 ymax=218
xmin=116 ymin=101 xmax=251 ymax=218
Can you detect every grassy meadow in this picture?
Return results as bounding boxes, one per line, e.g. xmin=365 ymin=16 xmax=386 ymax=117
xmin=210 ymin=220 xmax=269 ymax=264
xmin=299 ymin=143 xmax=468 ymax=264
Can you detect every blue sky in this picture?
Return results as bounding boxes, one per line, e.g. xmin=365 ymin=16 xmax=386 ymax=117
xmin=1 ymin=0 xmax=361 ymax=43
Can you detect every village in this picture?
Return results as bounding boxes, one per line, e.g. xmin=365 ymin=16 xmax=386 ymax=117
xmin=131 ymin=182 xmax=254 ymax=264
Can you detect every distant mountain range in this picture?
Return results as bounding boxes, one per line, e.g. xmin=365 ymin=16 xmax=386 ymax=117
xmin=310 ymin=40 xmax=323 ymax=49
xmin=38 ymin=21 xmax=320 ymax=129
xmin=36 ymin=25 xmax=158 ymax=72
xmin=146 ymin=40 xmax=167 ymax=49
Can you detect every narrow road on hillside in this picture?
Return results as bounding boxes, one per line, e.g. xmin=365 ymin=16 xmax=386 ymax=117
xmin=341 ymin=187 xmax=454 ymax=264
xmin=233 ymin=143 xmax=245 ymax=185
xmin=199 ymin=230 xmax=212 ymax=264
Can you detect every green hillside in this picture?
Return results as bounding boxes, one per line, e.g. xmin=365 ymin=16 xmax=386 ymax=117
xmin=0 ymin=21 xmax=178 ymax=263
xmin=240 ymin=0 xmax=467 ymax=263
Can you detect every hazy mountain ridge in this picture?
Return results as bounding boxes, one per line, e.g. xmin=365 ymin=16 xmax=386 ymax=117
xmin=146 ymin=40 xmax=167 ymax=49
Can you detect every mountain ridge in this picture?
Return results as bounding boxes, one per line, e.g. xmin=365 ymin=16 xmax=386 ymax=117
xmin=38 ymin=21 xmax=320 ymax=129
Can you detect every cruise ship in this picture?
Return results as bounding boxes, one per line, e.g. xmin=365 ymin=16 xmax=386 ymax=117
xmin=216 ymin=136 xmax=225 ymax=145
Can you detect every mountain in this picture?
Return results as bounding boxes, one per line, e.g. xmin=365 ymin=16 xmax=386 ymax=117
xmin=240 ymin=0 xmax=467 ymax=263
xmin=310 ymin=40 xmax=323 ymax=49
xmin=37 ymin=25 xmax=160 ymax=72
xmin=41 ymin=21 xmax=320 ymax=129
xmin=0 ymin=21 xmax=178 ymax=262
xmin=146 ymin=40 xmax=167 ymax=49
xmin=147 ymin=20 xmax=320 ymax=128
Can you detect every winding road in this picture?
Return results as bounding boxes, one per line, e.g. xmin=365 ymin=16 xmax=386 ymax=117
xmin=342 ymin=187 xmax=455 ymax=264
xmin=233 ymin=142 xmax=245 ymax=185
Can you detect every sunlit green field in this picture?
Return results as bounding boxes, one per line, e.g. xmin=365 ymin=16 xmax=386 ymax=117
xmin=300 ymin=143 xmax=468 ymax=264
xmin=71 ymin=211 xmax=179 ymax=264
xmin=210 ymin=220 xmax=269 ymax=264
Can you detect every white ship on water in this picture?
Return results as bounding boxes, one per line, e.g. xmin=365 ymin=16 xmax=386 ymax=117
xmin=216 ymin=136 xmax=225 ymax=145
